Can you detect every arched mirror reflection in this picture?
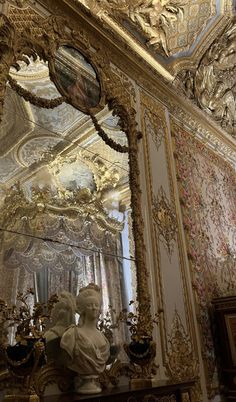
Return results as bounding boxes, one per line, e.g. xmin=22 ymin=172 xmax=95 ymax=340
xmin=0 ymin=51 xmax=137 ymax=363
xmin=52 ymin=45 xmax=101 ymax=112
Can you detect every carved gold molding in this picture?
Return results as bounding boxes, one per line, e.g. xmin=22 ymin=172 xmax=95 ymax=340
xmin=165 ymin=310 xmax=201 ymax=402
xmin=140 ymin=91 xmax=167 ymax=358
xmin=152 ymin=186 xmax=177 ymax=256
xmin=165 ymin=309 xmax=199 ymax=382
xmin=142 ymin=102 xmax=165 ymax=152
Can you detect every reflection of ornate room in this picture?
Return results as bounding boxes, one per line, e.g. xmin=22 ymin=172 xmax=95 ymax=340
xmin=0 ymin=1 xmax=235 ymax=402
xmin=0 ymin=59 xmax=134 ymax=317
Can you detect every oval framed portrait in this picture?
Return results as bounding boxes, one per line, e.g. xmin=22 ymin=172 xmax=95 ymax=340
xmin=50 ymin=45 xmax=103 ymax=114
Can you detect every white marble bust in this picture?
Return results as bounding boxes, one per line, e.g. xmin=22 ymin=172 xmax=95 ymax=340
xmin=45 ymin=291 xmax=76 ymax=343
xmin=60 ymin=283 xmax=110 ymax=394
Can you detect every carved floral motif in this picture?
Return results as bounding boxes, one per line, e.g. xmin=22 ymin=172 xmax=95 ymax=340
xmin=165 ymin=309 xmax=198 ymax=382
xmin=152 ymin=186 xmax=177 ymax=256
xmin=143 ymin=106 xmax=165 ymax=151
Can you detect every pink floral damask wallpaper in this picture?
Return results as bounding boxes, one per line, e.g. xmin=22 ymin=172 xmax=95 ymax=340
xmin=172 ymin=123 xmax=236 ymax=393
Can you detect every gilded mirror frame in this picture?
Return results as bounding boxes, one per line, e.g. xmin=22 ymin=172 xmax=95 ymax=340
xmin=0 ymin=11 xmax=153 ymax=390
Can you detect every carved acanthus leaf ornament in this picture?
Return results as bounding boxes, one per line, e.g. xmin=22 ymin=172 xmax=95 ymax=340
xmin=80 ymin=0 xmax=187 ymax=55
xmin=152 ymin=186 xmax=177 ymax=256
xmin=165 ymin=310 xmax=199 ymax=383
xmin=177 ymin=17 xmax=236 ymax=139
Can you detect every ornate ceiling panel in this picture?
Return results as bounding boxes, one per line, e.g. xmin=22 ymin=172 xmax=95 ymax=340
xmin=78 ymin=0 xmax=231 ymax=58
xmin=23 ymin=79 xmax=85 ymax=135
xmin=0 ymin=52 xmax=129 ymax=203
xmin=17 ymin=135 xmax=62 ymax=167
xmin=164 ymin=0 xmax=216 ymax=56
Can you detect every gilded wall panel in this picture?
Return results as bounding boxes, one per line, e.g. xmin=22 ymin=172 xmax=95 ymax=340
xmin=139 ymin=92 xmax=198 ymax=381
xmin=172 ymin=121 xmax=236 ymax=396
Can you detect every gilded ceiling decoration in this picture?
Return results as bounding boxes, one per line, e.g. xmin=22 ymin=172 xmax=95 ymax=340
xmin=176 ymin=17 xmax=236 ymax=139
xmin=80 ymin=0 xmax=217 ymax=56
xmin=73 ymin=0 xmax=236 ymax=143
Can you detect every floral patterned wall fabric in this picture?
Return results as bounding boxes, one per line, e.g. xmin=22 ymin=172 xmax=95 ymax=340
xmin=172 ymin=123 xmax=236 ymax=394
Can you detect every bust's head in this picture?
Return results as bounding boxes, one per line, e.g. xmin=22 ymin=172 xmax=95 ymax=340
xmin=76 ymin=283 xmax=101 ymax=324
xmin=51 ymin=291 xmax=76 ymax=327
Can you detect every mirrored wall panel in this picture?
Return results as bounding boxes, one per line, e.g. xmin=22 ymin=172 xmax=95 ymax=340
xmin=0 ymin=56 xmax=136 ymax=359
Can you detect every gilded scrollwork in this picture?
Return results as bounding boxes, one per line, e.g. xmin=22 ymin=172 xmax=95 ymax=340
xmin=152 ymin=186 xmax=177 ymax=256
xmin=176 ymin=17 xmax=236 ymax=139
xmin=0 ymin=177 xmax=124 ymax=237
xmin=143 ymin=107 xmax=165 ymax=151
xmin=165 ymin=309 xmax=198 ymax=382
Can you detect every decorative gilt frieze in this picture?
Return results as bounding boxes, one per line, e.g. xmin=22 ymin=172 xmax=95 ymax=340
xmin=176 ymin=17 xmax=236 ymax=139
xmin=165 ymin=309 xmax=198 ymax=382
xmin=152 ymin=186 xmax=177 ymax=256
xmin=169 ymin=102 xmax=236 ymax=166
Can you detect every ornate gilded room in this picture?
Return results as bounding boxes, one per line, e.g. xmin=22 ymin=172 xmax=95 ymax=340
xmin=0 ymin=0 xmax=235 ymax=401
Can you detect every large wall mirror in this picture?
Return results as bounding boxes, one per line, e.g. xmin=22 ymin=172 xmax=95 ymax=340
xmin=1 ymin=57 xmax=136 ymax=341
xmin=0 ymin=14 xmax=153 ymax=394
